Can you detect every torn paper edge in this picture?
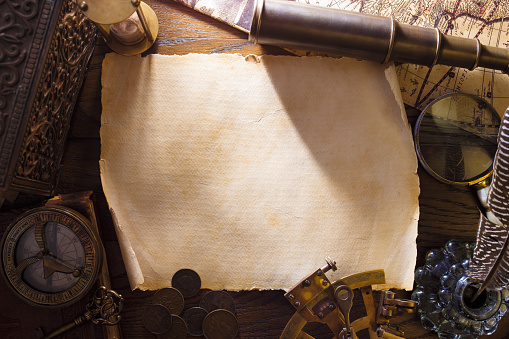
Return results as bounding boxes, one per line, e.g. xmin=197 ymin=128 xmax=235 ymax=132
xmin=99 ymin=160 xmax=145 ymax=290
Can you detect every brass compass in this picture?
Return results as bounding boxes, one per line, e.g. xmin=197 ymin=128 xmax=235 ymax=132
xmin=1 ymin=206 xmax=103 ymax=307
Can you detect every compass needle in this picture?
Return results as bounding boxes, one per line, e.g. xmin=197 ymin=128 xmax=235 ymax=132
xmin=43 ymin=254 xmax=80 ymax=278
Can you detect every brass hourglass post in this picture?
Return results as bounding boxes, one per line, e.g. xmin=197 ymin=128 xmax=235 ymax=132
xmin=77 ymin=0 xmax=159 ymax=56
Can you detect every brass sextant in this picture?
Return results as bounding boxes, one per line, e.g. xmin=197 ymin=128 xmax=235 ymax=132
xmin=281 ymin=258 xmax=416 ymax=338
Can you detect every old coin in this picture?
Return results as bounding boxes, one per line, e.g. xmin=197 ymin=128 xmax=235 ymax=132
xmin=202 ymin=309 xmax=238 ymax=339
xmin=183 ymin=307 xmax=208 ymax=336
xmin=171 ymin=268 xmax=201 ymax=298
xmin=153 ymin=287 xmax=185 ymax=315
xmin=157 ymin=315 xmax=188 ymax=339
xmin=200 ymin=290 xmax=236 ymax=314
xmin=142 ymin=304 xmax=172 ymax=334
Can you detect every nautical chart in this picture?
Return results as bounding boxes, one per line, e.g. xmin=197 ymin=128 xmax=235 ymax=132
xmin=297 ymin=0 xmax=509 ymax=115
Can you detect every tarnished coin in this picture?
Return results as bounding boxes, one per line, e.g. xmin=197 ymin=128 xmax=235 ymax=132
xmin=142 ymin=304 xmax=172 ymax=334
xmin=157 ymin=315 xmax=188 ymax=339
xmin=171 ymin=269 xmax=201 ymax=298
xmin=183 ymin=307 xmax=208 ymax=336
xmin=202 ymin=309 xmax=238 ymax=339
xmin=200 ymin=290 xmax=236 ymax=314
xmin=153 ymin=287 xmax=185 ymax=315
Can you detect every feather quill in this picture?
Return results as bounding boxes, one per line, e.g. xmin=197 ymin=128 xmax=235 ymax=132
xmin=469 ymin=109 xmax=509 ymax=290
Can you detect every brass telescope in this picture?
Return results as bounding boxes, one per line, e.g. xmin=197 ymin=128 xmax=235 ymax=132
xmin=249 ymin=0 xmax=509 ymax=73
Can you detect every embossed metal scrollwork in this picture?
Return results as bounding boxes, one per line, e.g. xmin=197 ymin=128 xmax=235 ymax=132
xmin=87 ymin=286 xmax=124 ymax=326
xmin=9 ymin=0 xmax=96 ymax=189
xmin=0 ymin=0 xmax=39 ymax=136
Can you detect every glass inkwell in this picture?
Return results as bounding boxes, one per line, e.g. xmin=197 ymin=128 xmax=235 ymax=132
xmin=413 ymin=93 xmax=509 ymax=338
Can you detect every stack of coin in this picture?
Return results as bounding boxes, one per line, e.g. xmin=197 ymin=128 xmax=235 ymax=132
xmin=143 ymin=286 xmax=187 ymax=339
xmin=142 ymin=269 xmax=239 ymax=339
xmin=200 ymin=290 xmax=238 ymax=339
xmin=183 ymin=290 xmax=239 ymax=338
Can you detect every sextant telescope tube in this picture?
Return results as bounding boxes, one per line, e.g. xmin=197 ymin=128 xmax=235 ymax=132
xmin=249 ymin=0 xmax=509 ymax=72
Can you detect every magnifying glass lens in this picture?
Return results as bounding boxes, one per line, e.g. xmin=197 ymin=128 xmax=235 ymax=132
xmin=415 ymin=93 xmax=500 ymax=185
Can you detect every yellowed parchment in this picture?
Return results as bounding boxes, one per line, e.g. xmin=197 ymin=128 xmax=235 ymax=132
xmin=100 ymin=53 xmax=419 ymax=291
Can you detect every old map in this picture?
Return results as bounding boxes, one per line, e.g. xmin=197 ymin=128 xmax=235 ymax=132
xmin=296 ymin=0 xmax=509 ymax=114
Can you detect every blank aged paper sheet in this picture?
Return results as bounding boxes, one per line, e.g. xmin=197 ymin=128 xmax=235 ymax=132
xmin=100 ymin=53 xmax=420 ymax=291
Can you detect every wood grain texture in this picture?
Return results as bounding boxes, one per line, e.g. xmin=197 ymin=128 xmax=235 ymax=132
xmin=1 ymin=0 xmax=508 ymax=338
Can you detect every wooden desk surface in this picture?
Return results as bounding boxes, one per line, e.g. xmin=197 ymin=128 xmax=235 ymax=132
xmin=1 ymin=0 xmax=509 ymax=338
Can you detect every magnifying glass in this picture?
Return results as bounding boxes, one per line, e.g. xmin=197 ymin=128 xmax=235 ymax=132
xmin=414 ymin=93 xmax=501 ymax=222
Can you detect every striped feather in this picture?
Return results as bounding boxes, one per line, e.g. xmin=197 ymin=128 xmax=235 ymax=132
xmin=470 ymin=109 xmax=509 ymax=289
xmin=488 ymin=121 xmax=509 ymax=229
xmin=469 ymin=214 xmax=507 ymax=281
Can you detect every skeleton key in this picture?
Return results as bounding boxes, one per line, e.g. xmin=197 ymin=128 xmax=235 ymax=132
xmin=335 ymin=285 xmax=354 ymax=339
xmin=36 ymin=286 xmax=123 ymax=339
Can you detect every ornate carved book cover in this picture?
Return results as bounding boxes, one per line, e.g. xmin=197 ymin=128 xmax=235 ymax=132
xmin=0 ymin=0 xmax=97 ymax=199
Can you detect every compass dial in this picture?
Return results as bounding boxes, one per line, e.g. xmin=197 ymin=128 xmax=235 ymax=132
xmin=16 ymin=221 xmax=85 ymax=293
xmin=1 ymin=206 xmax=103 ymax=307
